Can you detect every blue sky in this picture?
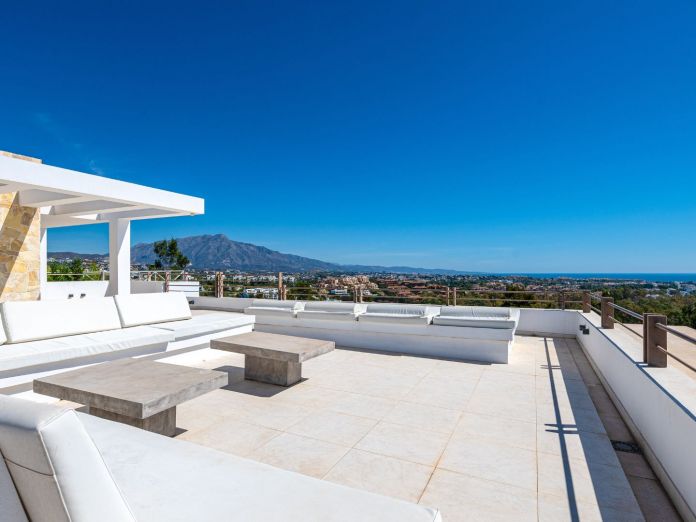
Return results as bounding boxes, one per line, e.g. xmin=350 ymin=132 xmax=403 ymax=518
xmin=1 ymin=1 xmax=695 ymax=272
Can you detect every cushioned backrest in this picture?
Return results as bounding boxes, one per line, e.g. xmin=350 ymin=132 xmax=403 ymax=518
xmin=1 ymin=298 xmax=122 ymax=344
xmin=365 ymin=304 xmax=429 ymax=316
xmin=250 ymin=299 xmax=302 ymax=310
xmin=303 ymin=302 xmax=360 ymax=313
xmin=114 ymin=292 xmax=192 ymax=327
xmin=0 ymin=396 xmax=134 ymax=521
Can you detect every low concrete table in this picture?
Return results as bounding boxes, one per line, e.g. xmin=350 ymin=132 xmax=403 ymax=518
xmin=33 ymin=358 xmax=228 ymax=436
xmin=211 ymin=332 xmax=335 ymax=386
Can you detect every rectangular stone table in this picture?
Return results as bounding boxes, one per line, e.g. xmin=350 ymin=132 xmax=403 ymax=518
xmin=211 ymin=332 xmax=335 ymax=386
xmin=33 ymin=358 xmax=228 ymax=436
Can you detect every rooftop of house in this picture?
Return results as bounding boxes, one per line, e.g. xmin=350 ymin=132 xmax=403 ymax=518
xmin=37 ymin=319 xmax=678 ymax=521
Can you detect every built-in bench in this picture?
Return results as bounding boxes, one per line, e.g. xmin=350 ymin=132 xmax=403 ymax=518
xmin=0 ymin=293 xmax=254 ymax=389
xmin=232 ymin=298 xmax=519 ymax=363
xmin=0 ymin=395 xmax=441 ymax=522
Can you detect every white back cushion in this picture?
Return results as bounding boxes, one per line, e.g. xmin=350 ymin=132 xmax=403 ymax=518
xmin=0 ymin=396 xmax=134 ymax=522
xmin=114 ymin=292 xmax=192 ymax=327
xmin=1 ymin=298 xmax=122 ymax=344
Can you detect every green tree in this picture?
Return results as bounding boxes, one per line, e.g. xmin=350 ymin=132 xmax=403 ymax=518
xmin=150 ymin=239 xmax=189 ymax=270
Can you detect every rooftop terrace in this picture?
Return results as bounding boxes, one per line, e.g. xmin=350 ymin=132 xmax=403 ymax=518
xmin=39 ymin=321 xmax=678 ymax=521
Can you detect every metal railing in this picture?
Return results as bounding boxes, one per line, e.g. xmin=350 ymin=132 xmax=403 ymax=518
xmin=586 ymin=292 xmax=696 ymax=373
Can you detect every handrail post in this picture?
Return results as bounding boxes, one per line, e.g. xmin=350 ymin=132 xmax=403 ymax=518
xmin=278 ymin=272 xmax=284 ymax=300
xmin=446 ymin=287 xmax=451 ymax=306
xmin=453 ymin=287 xmax=457 ymax=306
xmin=214 ymin=272 xmax=225 ymax=298
xmin=353 ymin=285 xmax=358 ymax=303
xmin=164 ymin=271 xmax=171 ymax=293
xmin=645 ymin=314 xmax=668 ymax=367
xmin=582 ymin=292 xmax=591 ymax=313
xmin=601 ymin=297 xmax=614 ymax=329
xmin=558 ymin=291 xmax=566 ymax=310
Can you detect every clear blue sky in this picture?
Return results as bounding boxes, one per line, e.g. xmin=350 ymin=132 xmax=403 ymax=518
xmin=1 ymin=1 xmax=695 ymax=272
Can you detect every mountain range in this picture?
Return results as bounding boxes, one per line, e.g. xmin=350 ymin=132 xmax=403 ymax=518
xmin=50 ymin=234 xmax=471 ymax=275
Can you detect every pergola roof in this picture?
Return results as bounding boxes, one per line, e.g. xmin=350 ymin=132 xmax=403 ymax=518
xmin=0 ymin=154 xmax=204 ymax=228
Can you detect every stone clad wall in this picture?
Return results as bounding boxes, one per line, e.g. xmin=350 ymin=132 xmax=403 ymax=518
xmin=0 ymin=152 xmax=42 ymax=301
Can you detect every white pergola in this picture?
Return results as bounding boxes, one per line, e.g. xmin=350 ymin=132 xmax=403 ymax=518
xmin=0 ymin=154 xmax=204 ymax=296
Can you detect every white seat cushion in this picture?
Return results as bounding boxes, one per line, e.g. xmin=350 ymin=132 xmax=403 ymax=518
xmin=0 ymin=396 xmax=135 ymax=522
xmin=432 ymin=316 xmax=517 ymax=328
xmin=0 ymin=326 xmax=172 ymax=376
xmin=80 ymin=413 xmax=441 ymax=522
xmin=150 ymin=312 xmax=255 ymax=341
xmin=1 ymin=298 xmax=122 ymax=344
xmin=114 ymin=293 xmax=192 ymax=327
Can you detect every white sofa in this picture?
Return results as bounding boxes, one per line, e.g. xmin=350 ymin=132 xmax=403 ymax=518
xmin=0 ymin=395 xmax=441 ymax=522
xmin=433 ymin=306 xmax=520 ymax=330
xmin=0 ymin=293 xmax=254 ymax=389
xmin=296 ymin=302 xmax=367 ymax=322
xmin=358 ymin=304 xmax=439 ymax=326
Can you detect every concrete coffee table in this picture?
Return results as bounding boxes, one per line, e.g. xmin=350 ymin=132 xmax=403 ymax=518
xmin=33 ymin=358 xmax=228 ymax=436
xmin=211 ymin=332 xmax=335 ymax=386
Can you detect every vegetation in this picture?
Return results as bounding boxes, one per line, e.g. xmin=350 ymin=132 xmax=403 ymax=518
xmin=47 ymin=259 xmax=101 ymax=281
xmin=150 ymin=239 xmax=189 ymax=270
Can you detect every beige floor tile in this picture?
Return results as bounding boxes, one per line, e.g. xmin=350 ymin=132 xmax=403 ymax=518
xmin=538 ymin=491 xmax=645 ymax=522
xmin=287 ymin=409 xmax=377 ymax=446
xmin=250 ymin=432 xmax=349 ymax=478
xmin=327 ymin=391 xmax=397 ymax=419
xmin=383 ymin=401 xmax=461 ymax=434
xmin=404 ymin=375 xmax=477 ymax=410
xmin=537 ymin=401 xmax=606 ymax=435
xmin=616 ymin=451 xmax=655 ymax=480
xmin=466 ymin=392 xmax=537 ymax=423
xmin=454 ymin=411 xmax=536 ymax=451
xmin=324 ymin=449 xmax=433 ymax=502
xmin=536 ymin=424 xmax=620 ymax=468
xmin=438 ymin=434 xmax=537 ymax=491
xmin=178 ymin=417 xmax=281 ymax=457
xmin=273 ymin=383 xmax=349 ymax=409
xmin=356 ymin=421 xmax=449 ymax=466
xmin=537 ymin=451 xmax=642 ymax=515
xmin=420 ymin=469 xmax=537 ymax=522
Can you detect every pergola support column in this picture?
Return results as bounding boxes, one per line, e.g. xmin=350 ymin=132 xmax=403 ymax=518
xmin=107 ymin=219 xmax=131 ymax=296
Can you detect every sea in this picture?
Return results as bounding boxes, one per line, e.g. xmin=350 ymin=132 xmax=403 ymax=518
xmin=500 ymin=273 xmax=696 ymax=283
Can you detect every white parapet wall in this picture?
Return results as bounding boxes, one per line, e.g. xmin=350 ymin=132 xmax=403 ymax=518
xmin=577 ymin=312 xmax=696 ymax=521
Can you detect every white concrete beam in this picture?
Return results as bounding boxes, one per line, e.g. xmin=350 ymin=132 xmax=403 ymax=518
xmin=51 ymin=199 xmax=137 ymax=217
xmin=107 ymin=219 xmax=131 ymax=296
xmin=19 ymin=189 xmax=90 ymax=208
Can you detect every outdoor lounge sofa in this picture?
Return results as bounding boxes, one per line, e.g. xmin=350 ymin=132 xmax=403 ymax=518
xmin=0 ymin=395 xmax=442 ymax=522
xmin=0 ymin=293 xmax=254 ymax=388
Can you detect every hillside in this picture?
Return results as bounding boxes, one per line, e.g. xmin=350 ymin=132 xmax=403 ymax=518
xmin=52 ymin=234 xmax=469 ymax=274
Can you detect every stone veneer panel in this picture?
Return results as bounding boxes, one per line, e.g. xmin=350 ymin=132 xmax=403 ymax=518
xmin=0 ymin=152 xmax=42 ymax=301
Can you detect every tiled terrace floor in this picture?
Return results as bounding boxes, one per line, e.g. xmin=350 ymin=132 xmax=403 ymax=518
xmin=152 ymin=335 xmax=666 ymax=521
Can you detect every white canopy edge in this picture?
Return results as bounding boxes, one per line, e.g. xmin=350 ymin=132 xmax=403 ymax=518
xmin=0 ymin=154 xmax=204 ymax=228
